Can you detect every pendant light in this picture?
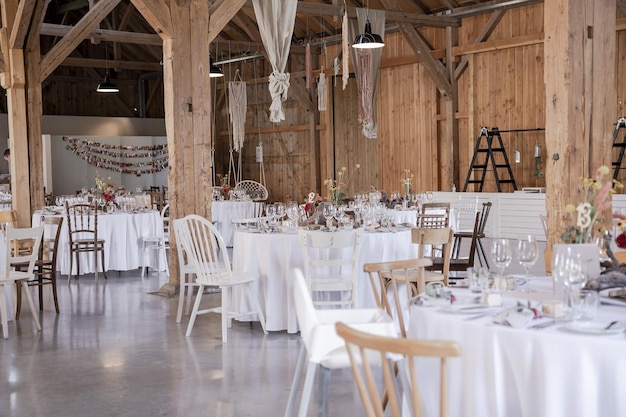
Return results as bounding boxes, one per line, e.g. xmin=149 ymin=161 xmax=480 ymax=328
xmin=97 ymin=43 xmax=119 ymax=93
xmin=209 ymin=55 xmax=223 ymax=78
xmin=352 ymin=2 xmax=384 ymax=49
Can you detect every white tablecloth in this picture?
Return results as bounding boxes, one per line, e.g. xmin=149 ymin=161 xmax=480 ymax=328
xmin=408 ymin=278 xmax=626 ymax=417
xmin=33 ymin=210 xmax=167 ymax=275
xmin=232 ymin=228 xmax=415 ymax=333
xmin=386 ymin=209 xmax=418 ymax=226
xmin=212 ymin=201 xmax=263 ymax=246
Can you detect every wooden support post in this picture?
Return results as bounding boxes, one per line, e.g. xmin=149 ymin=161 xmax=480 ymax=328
xmin=544 ymin=0 xmax=616 ymax=249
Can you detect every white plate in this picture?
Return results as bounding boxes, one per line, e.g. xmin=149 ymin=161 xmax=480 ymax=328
xmin=599 ymin=288 xmax=626 ymax=306
xmin=563 ymin=321 xmax=625 ymax=335
xmin=439 ymin=304 xmax=493 ymax=314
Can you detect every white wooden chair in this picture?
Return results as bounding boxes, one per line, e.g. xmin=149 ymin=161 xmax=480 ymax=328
xmin=284 ymin=270 xmax=396 ymax=417
xmin=234 ymin=180 xmax=268 ymax=201
xmin=140 ymin=204 xmax=170 ymax=277
xmin=0 ymin=225 xmax=44 ymax=339
xmin=297 ymin=228 xmax=364 ymax=309
xmin=173 ymin=214 xmax=267 ymax=342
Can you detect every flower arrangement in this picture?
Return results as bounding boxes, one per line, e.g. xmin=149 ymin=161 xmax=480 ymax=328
xmin=91 ymin=172 xmax=115 ymax=202
xmin=561 ymin=165 xmax=623 ymax=244
xmin=324 ymin=163 xmax=360 ymax=205
xmin=303 ymin=192 xmax=323 ymax=215
xmin=216 ymin=173 xmax=232 ymax=197
xmin=400 ymin=169 xmax=413 ymax=197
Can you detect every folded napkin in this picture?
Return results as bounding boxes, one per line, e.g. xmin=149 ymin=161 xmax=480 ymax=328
xmin=493 ymin=301 xmax=543 ymax=328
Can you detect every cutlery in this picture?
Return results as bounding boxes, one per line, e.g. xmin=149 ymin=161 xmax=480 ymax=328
xmin=604 ymin=320 xmax=619 ymax=330
xmin=528 ymin=320 xmax=555 ymax=330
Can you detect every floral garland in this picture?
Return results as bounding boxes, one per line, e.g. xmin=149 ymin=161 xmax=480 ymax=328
xmin=63 ymin=137 xmax=168 ymax=175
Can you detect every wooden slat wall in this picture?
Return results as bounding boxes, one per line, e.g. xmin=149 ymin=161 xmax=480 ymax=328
xmin=209 ymin=3 xmax=626 ymax=202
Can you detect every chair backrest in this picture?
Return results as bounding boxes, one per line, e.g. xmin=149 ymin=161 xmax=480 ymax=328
xmin=173 ymin=215 xmax=229 ymax=285
xmin=455 ymin=212 xmax=480 ymax=266
xmin=0 ymin=209 xmax=17 ymax=233
xmin=363 ymin=258 xmax=433 ymax=338
xmin=40 ymin=216 xmax=64 ymax=269
xmin=335 ymin=322 xmax=461 ymax=417
xmin=455 ymin=197 xmax=479 ymax=231
xmin=297 ymin=228 xmax=364 ymax=308
xmin=477 ymin=202 xmax=492 ymax=236
xmin=162 ymin=185 xmax=169 ymax=203
xmin=418 ymin=203 xmax=450 ymax=228
xmin=539 ymin=213 xmax=547 ymax=238
xmin=161 ymin=204 xmax=170 ymax=242
xmin=5 ymin=225 xmax=44 ymax=277
xmin=411 ymin=227 xmax=453 ymax=286
xmin=234 ymin=180 xmax=268 ymax=201
xmin=293 ymin=268 xmax=320 ymax=348
xmin=150 ymin=192 xmax=163 ymax=210
xmin=65 ymin=202 xmax=98 ymax=245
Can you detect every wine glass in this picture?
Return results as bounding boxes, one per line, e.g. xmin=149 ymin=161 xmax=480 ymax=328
xmin=265 ymin=204 xmax=276 ymax=225
xmin=286 ymin=201 xmax=299 ymax=228
xmin=322 ymin=204 xmax=336 ymax=227
xmin=517 ymin=234 xmax=538 ymax=291
xmin=491 ymin=238 xmax=512 ymax=278
xmin=275 ymin=202 xmax=286 ymax=221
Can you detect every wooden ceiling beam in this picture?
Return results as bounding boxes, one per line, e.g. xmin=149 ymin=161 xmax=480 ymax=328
xmin=129 ymin=0 xmax=172 ymax=38
xmin=445 ymin=0 xmax=543 ymax=18
xmin=9 ymin=0 xmax=37 ymax=49
xmin=40 ymin=0 xmax=122 ymax=80
xmin=454 ymin=8 xmax=505 ymax=79
xmin=40 ymin=23 xmax=162 ymax=45
xmin=61 ymin=56 xmax=162 ymax=71
xmin=618 ymin=0 xmax=626 ymax=16
xmin=208 ymin=0 xmax=247 ymax=44
xmin=241 ymin=0 xmax=460 ymax=28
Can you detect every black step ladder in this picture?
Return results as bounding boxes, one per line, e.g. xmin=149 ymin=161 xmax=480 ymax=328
xmin=463 ymin=127 xmax=517 ymax=192
xmin=612 ymin=117 xmax=626 ymax=180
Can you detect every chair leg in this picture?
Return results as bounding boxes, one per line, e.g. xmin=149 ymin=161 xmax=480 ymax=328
xmin=51 ymin=273 xmax=60 ymax=314
xmin=284 ymin=344 xmax=307 ymax=417
xmin=100 ymin=249 xmax=108 ymax=279
xmin=38 ymin=277 xmax=44 ymax=310
xmin=94 ymin=250 xmax=98 ymax=282
xmin=318 ymin=366 xmax=331 ymax=417
xmin=246 ymin=284 xmax=267 ymax=335
xmin=298 ymin=362 xmax=318 ymax=417
xmin=20 ymin=281 xmax=41 ymax=331
xmin=477 ymin=238 xmax=489 ymax=268
xmin=141 ymin=241 xmax=147 ymax=277
xmin=221 ymin=286 xmax=229 ymax=343
xmin=176 ymin=274 xmax=187 ymax=323
xmin=185 ymin=284 xmax=204 ymax=337
xmin=15 ymin=282 xmax=22 ymax=320
xmin=0 ymin=284 xmax=8 ymax=339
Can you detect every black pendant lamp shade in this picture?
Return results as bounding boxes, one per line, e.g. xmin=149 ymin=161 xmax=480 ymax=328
xmin=96 ymin=71 xmax=119 ymax=93
xmin=210 ymin=56 xmax=224 ymax=78
xmin=352 ymin=20 xmax=384 ymax=49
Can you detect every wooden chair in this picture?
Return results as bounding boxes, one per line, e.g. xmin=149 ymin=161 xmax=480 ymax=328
xmin=298 ymin=228 xmax=364 ymax=308
xmin=443 ymin=211 xmax=480 ymax=272
xmin=418 ymin=202 xmax=451 ymax=228
xmin=16 ymin=216 xmax=63 ymax=318
xmin=363 ymin=258 xmax=433 ymax=338
xmin=0 ymin=209 xmax=17 ymax=232
xmin=150 ymin=191 xmax=163 ymax=211
xmin=0 ymin=225 xmax=44 ymax=339
xmin=412 ymin=227 xmax=453 ymax=290
xmin=65 ymin=201 xmax=107 ymax=282
xmin=335 ymin=322 xmax=461 ymax=417
xmin=453 ymin=202 xmax=492 ymax=268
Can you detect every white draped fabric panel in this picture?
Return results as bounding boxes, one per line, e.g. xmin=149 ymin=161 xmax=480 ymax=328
xmin=252 ymin=0 xmax=298 ymax=123
xmin=349 ymin=9 xmax=385 ymax=139
xmin=228 ymin=81 xmax=247 ymax=152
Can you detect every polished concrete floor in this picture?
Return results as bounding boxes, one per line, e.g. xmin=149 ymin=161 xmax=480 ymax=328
xmin=1 ymin=269 xmax=367 ymax=417
xmin=1 ymin=239 xmax=547 ymax=417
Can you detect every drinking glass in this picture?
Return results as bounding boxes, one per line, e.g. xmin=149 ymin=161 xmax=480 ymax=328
xmin=265 ymin=204 xmax=276 ymax=225
xmin=491 ymin=238 xmax=512 ymax=277
xmin=517 ymin=234 xmax=538 ymax=291
xmin=275 ymin=202 xmax=286 ymax=221
xmin=286 ymin=201 xmax=299 ymax=228
xmin=322 ymin=204 xmax=336 ymax=227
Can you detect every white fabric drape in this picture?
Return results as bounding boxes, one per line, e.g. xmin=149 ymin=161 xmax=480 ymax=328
xmin=342 ymin=10 xmax=350 ymax=90
xmin=318 ymin=72 xmax=327 ymax=111
xmin=252 ymin=0 xmax=298 ymax=123
xmin=228 ymin=81 xmax=247 ymax=152
xmin=349 ymin=9 xmax=385 ymax=139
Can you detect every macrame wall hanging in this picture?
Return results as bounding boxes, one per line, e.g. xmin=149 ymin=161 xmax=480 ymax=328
xmin=63 ymin=137 xmax=168 ymax=175
xmin=342 ymin=9 xmax=350 ymax=90
xmin=318 ymin=42 xmax=327 ymax=111
xmin=252 ymin=0 xmax=298 ymax=123
xmin=228 ymin=70 xmax=247 ymax=153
